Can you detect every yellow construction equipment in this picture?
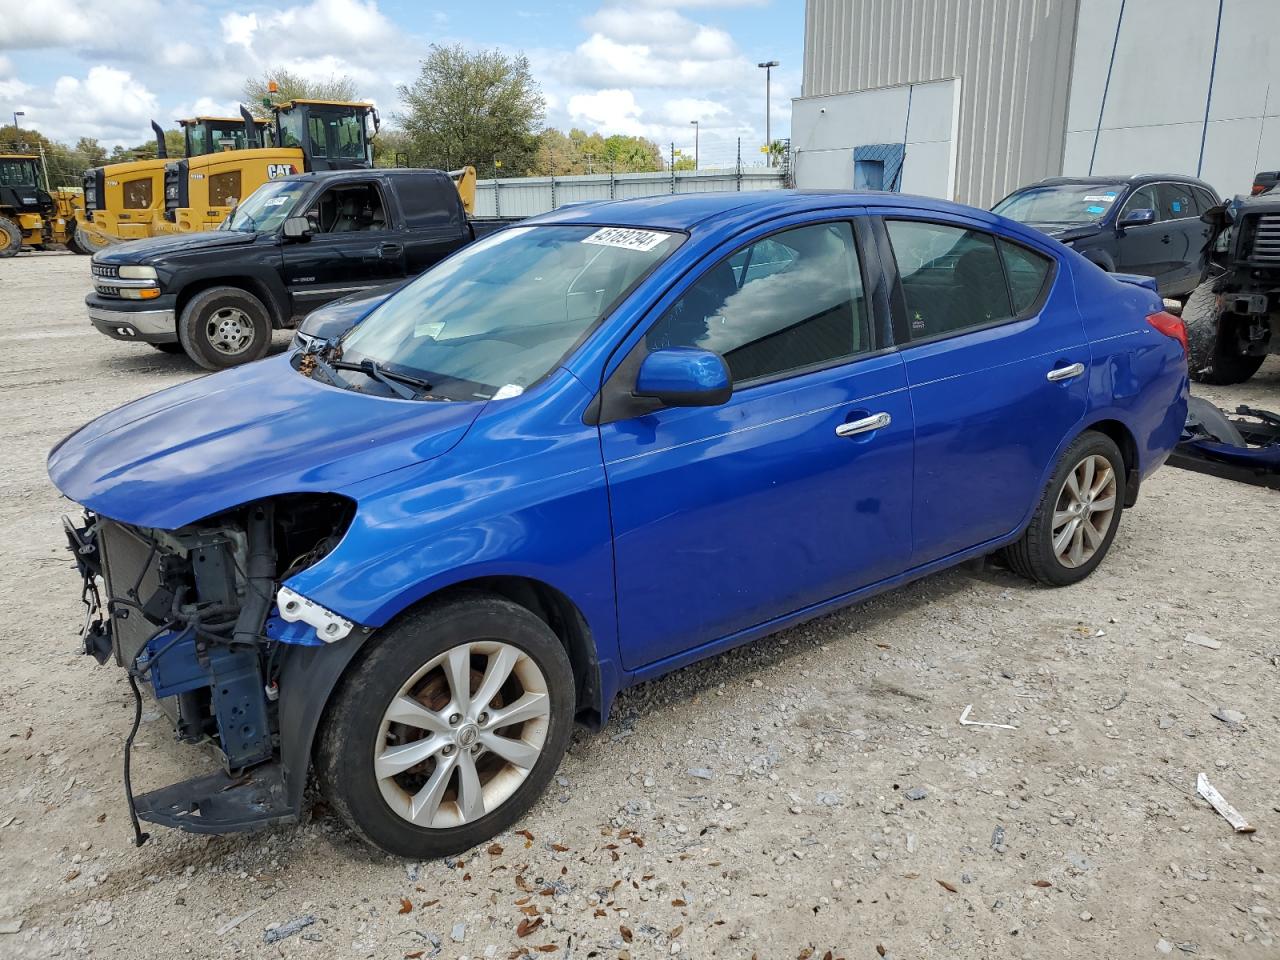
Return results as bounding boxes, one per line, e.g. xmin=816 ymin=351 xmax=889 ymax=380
xmin=0 ymin=152 xmax=87 ymax=256
xmin=160 ymin=100 xmax=380 ymax=232
xmin=78 ymin=116 xmax=271 ymax=249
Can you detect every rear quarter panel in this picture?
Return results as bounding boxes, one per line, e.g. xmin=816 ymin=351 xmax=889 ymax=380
xmin=1070 ymin=257 xmax=1188 ymax=478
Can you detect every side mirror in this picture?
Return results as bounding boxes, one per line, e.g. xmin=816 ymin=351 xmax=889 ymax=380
xmin=634 ymin=347 xmax=731 ymax=407
xmin=1119 ymin=208 xmax=1156 ymax=228
xmin=282 ymin=215 xmax=313 ymax=240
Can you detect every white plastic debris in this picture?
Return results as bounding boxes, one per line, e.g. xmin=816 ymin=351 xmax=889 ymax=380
xmin=1196 ymin=773 xmax=1255 ymax=834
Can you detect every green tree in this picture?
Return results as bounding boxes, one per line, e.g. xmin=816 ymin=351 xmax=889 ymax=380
xmin=532 ymin=128 xmax=663 ymax=176
xmin=243 ymin=68 xmax=359 ymax=117
xmin=397 ymin=44 xmax=545 ymax=173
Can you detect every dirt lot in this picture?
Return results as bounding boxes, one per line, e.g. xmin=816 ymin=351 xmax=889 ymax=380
xmin=0 ymin=251 xmax=1277 ymax=960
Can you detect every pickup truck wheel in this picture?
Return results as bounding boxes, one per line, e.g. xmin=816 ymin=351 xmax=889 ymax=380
xmin=1003 ymin=431 xmax=1125 ymax=587
xmin=1184 ymin=280 xmax=1267 ymax=384
xmin=178 ymin=286 xmax=273 ymax=370
xmin=0 ymin=217 xmax=22 ymax=258
xmin=316 ymin=596 xmax=575 ymax=859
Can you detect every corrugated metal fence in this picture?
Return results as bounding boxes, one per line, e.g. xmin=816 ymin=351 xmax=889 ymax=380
xmin=472 ymin=167 xmax=789 ymax=218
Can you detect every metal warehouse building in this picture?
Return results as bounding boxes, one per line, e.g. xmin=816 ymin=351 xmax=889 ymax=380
xmin=794 ymin=0 xmax=1280 ymax=206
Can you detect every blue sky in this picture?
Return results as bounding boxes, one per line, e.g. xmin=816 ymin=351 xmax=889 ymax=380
xmin=0 ymin=0 xmax=803 ymax=166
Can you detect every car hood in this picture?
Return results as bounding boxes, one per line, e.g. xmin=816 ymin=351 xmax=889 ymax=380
xmin=48 ymin=354 xmax=483 ymax=529
xmin=298 ymin=280 xmax=408 ymax=341
xmin=93 ymin=229 xmax=257 ymax=263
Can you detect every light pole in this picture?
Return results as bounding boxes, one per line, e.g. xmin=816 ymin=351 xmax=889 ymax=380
xmin=758 ymin=60 xmax=778 ymax=166
xmin=12 ymin=110 xmax=25 ymax=130
xmin=689 ymin=120 xmax=699 ymax=170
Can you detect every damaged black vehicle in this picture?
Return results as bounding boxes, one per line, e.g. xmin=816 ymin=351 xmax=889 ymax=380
xmin=1183 ymin=188 xmax=1280 ymax=384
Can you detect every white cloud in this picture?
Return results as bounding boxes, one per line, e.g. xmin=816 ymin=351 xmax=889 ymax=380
xmin=0 ymin=1 xmax=95 ymax=48
xmin=12 ymin=66 xmax=160 ymax=144
xmin=567 ymin=89 xmax=648 ymax=137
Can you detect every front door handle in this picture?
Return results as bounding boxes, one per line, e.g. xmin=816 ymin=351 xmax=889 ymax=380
xmin=379 ymin=242 xmax=403 ymax=258
xmin=835 ymin=412 xmax=892 ymax=437
xmin=1046 ymin=362 xmax=1085 ymax=382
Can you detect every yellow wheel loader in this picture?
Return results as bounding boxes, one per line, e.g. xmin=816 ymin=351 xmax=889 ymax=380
xmin=78 ymin=116 xmax=272 ymax=250
xmin=0 ymin=153 xmax=87 ymax=256
xmin=159 ymin=101 xmax=382 ymax=232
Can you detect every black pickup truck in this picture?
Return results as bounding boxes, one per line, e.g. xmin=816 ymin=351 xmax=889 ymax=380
xmin=85 ymin=168 xmax=516 ymax=369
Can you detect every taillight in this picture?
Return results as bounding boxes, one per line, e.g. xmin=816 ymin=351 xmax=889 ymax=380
xmin=1147 ymin=310 xmax=1188 ymax=354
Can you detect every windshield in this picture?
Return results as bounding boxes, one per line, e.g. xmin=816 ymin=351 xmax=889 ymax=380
xmin=336 ymin=225 xmax=684 ymax=400
xmin=0 ymin=160 xmax=37 ymax=187
xmin=220 ymin=179 xmax=309 ymax=233
xmin=185 ymin=124 xmax=207 ymax=157
xmin=993 ymin=182 xmax=1126 ymax=226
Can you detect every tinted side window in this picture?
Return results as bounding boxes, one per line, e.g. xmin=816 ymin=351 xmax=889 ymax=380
xmin=1158 ymin=183 xmax=1195 ymax=220
xmin=999 ymin=239 xmax=1054 ymax=314
xmin=1192 ymin=186 xmax=1219 ymax=214
xmin=646 ymin=221 xmax=870 ymax=384
xmin=391 ymin=174 xmax=460 ymax=229
xmin=1123 ymin=185 xmax=1161 ymax=221
xmin=886 ymin=220 xmax=1013 ymax=338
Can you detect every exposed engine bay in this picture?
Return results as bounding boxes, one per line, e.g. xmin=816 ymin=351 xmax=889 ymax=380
xmin=64 ymin=494 xmax=357 ymax=843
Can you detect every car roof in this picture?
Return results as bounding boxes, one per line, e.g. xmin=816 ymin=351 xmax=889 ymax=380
xmin=527 ymin=190 xmax=989 ymax=232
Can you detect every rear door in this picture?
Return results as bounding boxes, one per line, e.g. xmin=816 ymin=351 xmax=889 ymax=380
xmin=387 ymin=171 xmax=470 ymax=278
xmin=599 ymin=214 xmax=915 ymax=671
xmin=876 ymin=213 xmax=1089 ymax=564
xmin=280 ymin=179 xmax=404 ymax=316
xmin=1156 ymin=182 xmax=1208 ymax=295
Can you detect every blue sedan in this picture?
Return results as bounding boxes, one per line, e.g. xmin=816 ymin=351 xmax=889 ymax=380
xmin=49 ymin=191 xmax=1189 ymax=857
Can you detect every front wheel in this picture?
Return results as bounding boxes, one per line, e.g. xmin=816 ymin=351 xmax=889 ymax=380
xmin=0 ymin=217 xmax=22 ymax=258
xmin=1184 ymin=280 xmax=1267 ymax=384
xmin=1003 ymin=431 xmax=1126 ymax=586
xmin=177 ymin=286 xmax=273 ymax=370
xmin=316 ymin=596 xmax=576 ymax=858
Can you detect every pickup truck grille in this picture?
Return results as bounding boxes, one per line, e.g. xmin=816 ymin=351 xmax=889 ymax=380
xmin=1247 ymin=213 xmax=1280 ymax=262
xmin=91 ymin=263 xmax=119 ymax=279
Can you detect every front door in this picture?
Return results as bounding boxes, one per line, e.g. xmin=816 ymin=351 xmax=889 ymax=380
xmin=877 ymin=214 xmax=1089 ymax=564
xmin=599 ymin=218 xmax=915 ymax=671
xmin=281 ymin=180 xmax=404 ymax=317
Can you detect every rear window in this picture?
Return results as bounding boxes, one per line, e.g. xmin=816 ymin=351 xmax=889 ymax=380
xmin=999 ymin=239 xmax=1053 ymax=314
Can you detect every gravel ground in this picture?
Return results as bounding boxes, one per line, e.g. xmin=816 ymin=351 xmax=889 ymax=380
xmin=1 ymin=251 xmax=1278 ymax=960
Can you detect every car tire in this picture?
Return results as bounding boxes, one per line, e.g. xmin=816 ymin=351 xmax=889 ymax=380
xmin=65 ymin=229 xmax=89 ymax=255
xmin=1003 ymin=431 xmax=1126 ymax=587
xmin=316 ymin=595 xmax=576 ymax=859
xmin=178 ymin=286 xmax=273 ymax=371
xmin=1184 ymin=280 xmax=1267 ymax=385
xmin=148 ymin=342 xmax=186 ymax=355
xmin=0 ymin=217 xmax=22 ymax=258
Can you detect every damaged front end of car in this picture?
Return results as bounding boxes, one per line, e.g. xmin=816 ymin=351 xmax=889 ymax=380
xmin=64 ymin=494 xmax=362 ymax=844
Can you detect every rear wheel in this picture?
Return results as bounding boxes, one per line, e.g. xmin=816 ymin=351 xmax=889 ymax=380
xmin=177 ymin=286 xmax=273 ymax=370
xmin=1004 ymin=431 xmax=1126 ymax=586
xmin=0 ymin=217 xmax=22 ymax=258
xmin=1184 ymin=280 xmax=1268 ymax=384
xmin=316 ymin=596 xmax=576 ymax=858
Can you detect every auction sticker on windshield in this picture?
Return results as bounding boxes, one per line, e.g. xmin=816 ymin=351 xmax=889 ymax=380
xmin=582 ymin=227 xmax=670 ymax=252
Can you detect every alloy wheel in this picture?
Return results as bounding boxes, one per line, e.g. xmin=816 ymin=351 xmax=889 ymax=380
xmin=374 ymin=641 xmax=551 ymax=828
xmin=1051 ymin=453 xmax=1117 ymax=568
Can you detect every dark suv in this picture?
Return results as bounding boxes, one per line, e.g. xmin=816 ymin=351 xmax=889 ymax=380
xmin=993 ymin=174 xmax=1220 ymax=298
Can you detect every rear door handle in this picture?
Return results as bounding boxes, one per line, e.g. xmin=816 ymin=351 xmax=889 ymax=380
xmin=1046 ymin=362 xmax=1085 ymax=382
xmin=835 ymin=412 xmax=892 ymax=437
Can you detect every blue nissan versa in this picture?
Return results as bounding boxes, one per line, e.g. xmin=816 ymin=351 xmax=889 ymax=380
xmin=49 ymin=191 xmax=1189 ymax=857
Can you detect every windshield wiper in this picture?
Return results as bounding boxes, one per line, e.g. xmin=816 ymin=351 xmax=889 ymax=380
xmin=332 ymin=358 xmax=434 ymax=400
xmin=301 ymin=344 xmax=355 ymax=390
